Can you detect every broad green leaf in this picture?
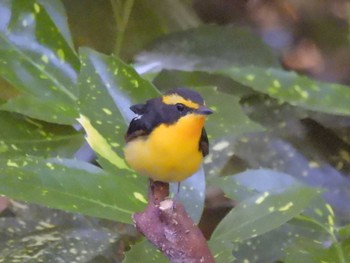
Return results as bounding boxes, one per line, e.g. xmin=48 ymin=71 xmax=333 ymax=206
xmin=231 ymin=221 xmax=327 ymax=263
xmin=209 ymin=170 xmax=331 ymax=262
xmin=193 ymin=87 xmax=264 ymax=138
xmin=0 ymin=157 xmax=147 ymax=224
xmin=0 ymin=94 xmax=77 ymax=125
xmin=0 ymin=111 xmax=83 ymax=158
xmin=210 ymin=186 xmax=319 ymax=243
xmin=0 ymin=204 xmax=120 ymax=263
xmin=153 ymin=70 xmax=255 ymax=98
xmin=339 ymin=223 xmax=350 ymax=239
xmin=117 ymin=0 xmax=199 ymax=59
xmin=78 ymin=48 xmax=158 ymax=173
xmin=37 ymin=0 xmax=74 ymax=47
xmin=219 ymin=66 xmax=350 ymax=116
xmin=209 ymin=241 xmax=235 ymax=263
xmin=123 ymin=239 xmax=167 ymax=263
xmin=285 ymin=237 xmax=350 ymax=263
xmin=136 ymin=25 xmax=279 ymax=72
xmin=77 ymin=114 xmax=130 ymax=172
xmin=232 ymin=130 xmax=350 ymax=222
xmin=0 ymin=77 xmax=19 ymax=100
xmin=0 ymin=0 xmax=79 ymax=124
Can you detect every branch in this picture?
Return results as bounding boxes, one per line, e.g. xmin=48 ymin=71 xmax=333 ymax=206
xmin=133 ymin=180 xmax=215 ymax=263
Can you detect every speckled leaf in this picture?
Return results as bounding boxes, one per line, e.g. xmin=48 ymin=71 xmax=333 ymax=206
xmin=194 ymin=87 xmax=264 ymax=138
xmin=219 ymin=66 xmax=350 ymax=116
xmin=209 ymin=241 xmax=235 ymax=263
xmin=78 ymin=48 xmax=158 ymax=173
xmin=0 ymin=204 xmax=120 ymax=263
xmin=0 ymin=94 xmax=78 ymax=124
xmin=213 ymin=170 xmax=337 ymax=262
xmin=123 ymin=239 xmax=167 ymax=263
xmin=285 ymin=238 xmax=350 ymax=263
xmin=226 ymin=92 xmax=350 ymax=224
xmin=232 ymin=219 xmax=330 ymax=263
xmin=0 ymin=157 xmax=147 ymax=223
xmin=210 ymin=186 xmax=319 ymax=244
xmin=153 ymin=70 xmax=255 ymax=98
xmin=136 ymin=25 xmax=279 ymax=72
xmin=0 ymin=0 xmax=79 ymax=124
xmin=0 ymin=111 xmax=84 ymax=158
xmin=36 ymin=0 xmax=74 ymax=47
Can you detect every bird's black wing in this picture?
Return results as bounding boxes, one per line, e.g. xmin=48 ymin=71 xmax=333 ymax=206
xmin=199 ymin=128 xmax=209 ymax=157
xmin=124 ymin=117 xmax=149 ymax=142
xmin=125 ymin=100 xmax=157 ymax=142
xmin=125 ymin=103 xmax=151 ymax=142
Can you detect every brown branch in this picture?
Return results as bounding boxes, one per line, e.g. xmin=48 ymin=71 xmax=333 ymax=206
xmin=133 ymin=180 xmax=215 ymax=263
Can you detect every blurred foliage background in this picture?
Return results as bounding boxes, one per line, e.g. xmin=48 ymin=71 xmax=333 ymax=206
xmin=0 ymin=0 xmax=350 ymax=262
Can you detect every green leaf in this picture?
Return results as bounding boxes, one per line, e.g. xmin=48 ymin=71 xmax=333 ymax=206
xmin=0 ymin=111 xmax=84 ymax=158
xmin=285 ymin=238 xmax=350 ymax=263
xmin=210 ymin=185 xmax=320 ymax=244
xmin=209 ymin=240 xmax=235 ymax=263
xmin=123 ymin=239 xmax=167 ymax=263
xmin=219 ymin=66 xmax=350 ymax=116
xmin=153 ymin=70 xmax=255 ymax=98
xmin=78 ymin=47 xmax=158 ymax=173
xmin=0 ymin=95 xmax=78 ymax=125
xmin=194 ymin=87 xmax=264 ymax=138
xmin=136 ymin=25 xmax=279 ymax=72
xmin=0 ymin=204 xmax=120 ymax=263
xmin=212 ymin=169 xmax=337 ymax=260
xmin=339 ymin=223 xmax=350 ymax=239
xmin=0 ymin=157 xmax=147 ymax=224
xmin=0 ymin=0 xmax=79 ymax=124
xmin=116 ymin=0 xmax=199 ymax=59
xmin=37 ymin=0 xmax=74 ymax=48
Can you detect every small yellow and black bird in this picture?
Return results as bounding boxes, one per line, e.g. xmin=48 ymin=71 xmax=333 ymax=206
xmin=124 ymin=88 xmax=212 ymax=183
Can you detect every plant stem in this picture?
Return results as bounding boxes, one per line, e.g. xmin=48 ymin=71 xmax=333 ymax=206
xmin=295 ymin=215 xmax=346 ymax=263
xmin=111 ymin=0 xmax=135 ymax=56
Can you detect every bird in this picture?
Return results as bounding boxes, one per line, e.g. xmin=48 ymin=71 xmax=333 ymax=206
xmin=124 ymin=87 xmax=213 ymax=183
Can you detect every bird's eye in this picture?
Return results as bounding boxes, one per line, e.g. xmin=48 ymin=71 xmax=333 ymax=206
xmin=176 ymin=103 xmax=185 ymax=112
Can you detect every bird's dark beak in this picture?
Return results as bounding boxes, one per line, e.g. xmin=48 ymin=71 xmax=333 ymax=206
xmin=195 ymin=105 xmax=213 ymax=115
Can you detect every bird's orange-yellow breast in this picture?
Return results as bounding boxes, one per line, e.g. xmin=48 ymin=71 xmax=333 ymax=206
xmin=124 ymin=114 xmax=206 ymax=182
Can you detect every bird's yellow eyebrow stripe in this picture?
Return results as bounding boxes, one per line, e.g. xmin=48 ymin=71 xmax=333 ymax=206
xmin=162 ymin=94 xmax=199 ymax=109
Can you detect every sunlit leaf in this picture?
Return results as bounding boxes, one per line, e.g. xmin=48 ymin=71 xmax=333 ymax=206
xmin=118 ymin=0 xmax=199 ymax=59
xmin=209 ymin=185 xmax=319 ymax=259
xmin=209 ymin=241 xmax=235 ymax=263
xmin=0 ymin=111 xmax=83 ymax=158
xmin=0 ymin=204 xmax=120 ymax=263
xmin=219 ymin=66 xmax=350 ymax=116
xmin=285 ymin=237 xmax=350 ymax=263
xmin=0 ymin=0 xmax=79 ymax=124
xmin=136 ymin=25 xmax=279 ymax=72
xmin=37 ymin=0 xmax=74 ymax=47
xmin=0 ymin=157 xmax=146 ymax=224
xmin=78 ymin=47 xmax=158 ymax=173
